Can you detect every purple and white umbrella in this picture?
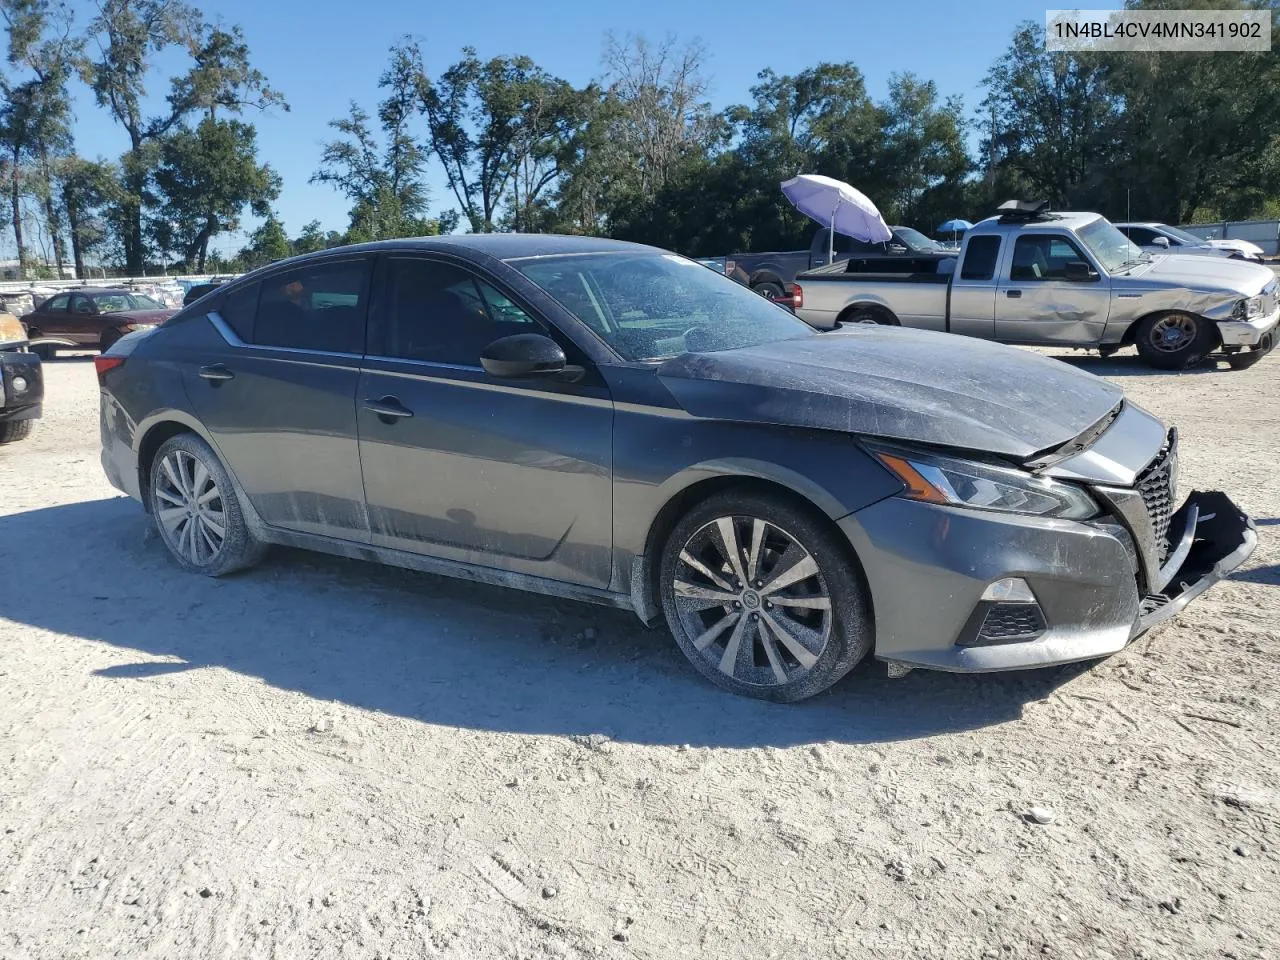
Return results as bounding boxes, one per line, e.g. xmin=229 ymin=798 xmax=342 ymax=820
xmin=781 ymin=175 xmax=892 ymax=264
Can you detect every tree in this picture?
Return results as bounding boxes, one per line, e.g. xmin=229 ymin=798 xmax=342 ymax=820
xmin=55 ymin=155 xmax=115 ymax=277
xmin=0 ymin=0 xmax=77 ymax=276
xmin=313 ymin=43 xmax=448 ymax=241
xmin=290 ymin=219 xmax=342 ymax=255
xmin=237 ymin=211 xmax=289 ymax=269
xmin=415 ymin=43 xmax=588 ymax=232
xmin=979 ymin=22 xmax=1117 ymax=210
xmin=153 ymin=116 xmax=279 ymax=269
xmin=82 ymin=2 xmax=283 ymax=273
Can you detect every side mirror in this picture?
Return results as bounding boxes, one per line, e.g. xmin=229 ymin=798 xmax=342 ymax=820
xmin=1151 ymin=236 xmax=1170 ymax=248
xmin=480 ymin=333 xmax=569 ymax=379
xmin=1064 ymin=260 xmax=1099 ymax=282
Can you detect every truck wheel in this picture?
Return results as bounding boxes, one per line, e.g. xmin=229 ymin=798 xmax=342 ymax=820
xmin=1134 ymin=312 xmax=1217 ymax=370
xmin=0 ymin=419 xmax=33 ymax=443
xmin=754 ymin=282 xmax=786 ymax=302
xmin=841 ymin=307 xmax=897 ymax=326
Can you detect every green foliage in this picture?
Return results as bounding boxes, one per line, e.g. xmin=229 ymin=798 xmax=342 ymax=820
xmin=238 ymin=211 xmax=289 ymax=269
xmin=154 ymin=117 xmax=279 ymax=270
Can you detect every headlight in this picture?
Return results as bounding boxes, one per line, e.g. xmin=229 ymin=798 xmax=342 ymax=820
xmin=1234 ymin=296 xmax=1264 ymax=320
xmin=868 ymin=444 xmax=1098 ymax=521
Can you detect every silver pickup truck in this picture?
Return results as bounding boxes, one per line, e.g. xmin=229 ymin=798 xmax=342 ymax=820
xmin=792 ymin=207 xmax=1279 ymax=370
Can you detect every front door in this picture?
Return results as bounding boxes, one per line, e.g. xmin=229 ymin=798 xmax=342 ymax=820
xmin=995 ymin=233 xmax=1111 ymax=344
xmin=183 ymin=256 xmax=372 ymax=541
xmin=356 ymin=255 xmax=614 ymax=588
xmin=68 ymin=293 xmax=103 ymax=345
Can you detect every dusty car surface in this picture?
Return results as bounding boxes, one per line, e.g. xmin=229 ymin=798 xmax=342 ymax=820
xmin=0 ymin=310 xmax=41 ymax=443
xmin=794 ymin=203 xmax=1279 ymax=370
xmin=97 ymin=236 xmax=1257 ymax=701
xmin=23 ymin=287 xmax=176 ymax=359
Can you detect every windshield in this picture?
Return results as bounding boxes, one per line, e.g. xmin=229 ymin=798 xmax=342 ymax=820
xmin=893 ymin=226 xmax=944 ymax=252
xmin=92 ymin=292 xmax=165 ymax=313
xmin=1077 ymin=218 xmax=1144 ymax=272
xmin=1158 ymin=224 xmax=1207 ymax=245
xmin=512 ymin=251 xmax=816 ymax=361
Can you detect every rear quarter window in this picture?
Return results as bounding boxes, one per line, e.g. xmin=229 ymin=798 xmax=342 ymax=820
xmin=219 ymin=283 xmax=261 ymax=342
xmin=959 ymin=236 xmax=1001 ymax=280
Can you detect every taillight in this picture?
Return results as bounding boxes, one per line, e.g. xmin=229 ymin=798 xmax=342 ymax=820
xmin=791 ymin=284 xmax=803 ymax=309
xmin=94 ymin=355 xmax=126 ymax=380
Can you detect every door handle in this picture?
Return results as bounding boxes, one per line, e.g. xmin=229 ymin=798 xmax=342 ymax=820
xmin=198 ymin=364 xmax=235 ymax=382
xmin=363 ymin=396 xmax=414 ymax=421
xmin=1006 ymin=290 xmax=1022 ymax=299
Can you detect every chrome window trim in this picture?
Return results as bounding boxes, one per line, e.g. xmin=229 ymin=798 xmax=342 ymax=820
xmin=206 ymin=310 xmax=363 ymax=361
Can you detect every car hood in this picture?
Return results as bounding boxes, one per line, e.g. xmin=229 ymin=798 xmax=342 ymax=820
xmin=1127 ymin=253 xmax=1274 ymax=295
xmin=657 ymin=327 xmax=1124 ymax=460
xmin=110 ymin=309 xmax=176 ymax=325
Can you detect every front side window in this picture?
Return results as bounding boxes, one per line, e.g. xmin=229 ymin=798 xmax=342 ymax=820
xmin=381 ymin=258 xmax=543 ymax=367
xmin=253 ymin=259 xmax=368 ymax=354
xmin=1125 ymin=227 xmax=1158 ymax=245
xmin=71 ymin=294 xmax=96 ymax=314
xmin=512 ymin=250 xmax=815 ymax=362
xmin=1011 ymin=235 xmax=1091 ymax=281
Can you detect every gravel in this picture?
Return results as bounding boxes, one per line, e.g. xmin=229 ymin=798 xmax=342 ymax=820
xmin=0 ymin=349 xmax=1277 ymax=959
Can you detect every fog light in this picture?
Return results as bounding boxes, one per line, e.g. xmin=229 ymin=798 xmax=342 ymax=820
xmin=10 ymin=375 xmax=27 ymax=393
xmin=981 ymin=577 xmax=1035 ymax=603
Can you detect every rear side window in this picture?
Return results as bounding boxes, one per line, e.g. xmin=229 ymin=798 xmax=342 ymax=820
xmin=42 ymin=294 xmax=70 ymax=312
xmin=253 ymin=259 xmax=369 ymax=354
xmin=220 ymin=283 xmax=260 ymax=342
xmin=960 ymin=236 xmax=1001 ymax=280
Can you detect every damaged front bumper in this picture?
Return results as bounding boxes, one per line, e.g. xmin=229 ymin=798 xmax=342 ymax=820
xmin=1131 ymin=490 xmax=1256 ymax=637
xmin=839 ymin=489 xmax=1256 ymax=674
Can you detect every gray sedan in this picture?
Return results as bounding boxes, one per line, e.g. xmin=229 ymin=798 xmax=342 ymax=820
xmin=97 ymin=235 xmax=1256 ymax=701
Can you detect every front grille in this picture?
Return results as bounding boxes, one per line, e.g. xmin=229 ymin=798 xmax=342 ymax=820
xmin=1136 ymin=433 xmax=1176 ymax=562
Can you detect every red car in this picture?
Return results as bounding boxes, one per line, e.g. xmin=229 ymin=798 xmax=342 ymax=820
xmin=22 ymin=287 xmax=176 ymax=359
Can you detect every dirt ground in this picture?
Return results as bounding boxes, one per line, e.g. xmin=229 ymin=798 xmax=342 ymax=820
xmin=1 ymin=346 xmax=1277 ymax=960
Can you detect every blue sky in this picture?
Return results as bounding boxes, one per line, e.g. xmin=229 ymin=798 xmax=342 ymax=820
xmin=64 ymin=0 xmax=1123 ymax=253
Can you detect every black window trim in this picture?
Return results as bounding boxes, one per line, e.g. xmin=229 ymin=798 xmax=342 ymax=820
xmin=366 ymin=251 xmax=568 ymax=373
xmin=205 ymin=253 xmax=374 ymax=358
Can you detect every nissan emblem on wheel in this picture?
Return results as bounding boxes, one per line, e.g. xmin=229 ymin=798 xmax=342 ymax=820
xmin=97 ymin=235 xmax=1257 ymax=701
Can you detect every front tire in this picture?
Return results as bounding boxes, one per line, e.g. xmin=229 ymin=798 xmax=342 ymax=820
xmin=659 ymin=491 xmax=873 ymax=702
xmin=148 ymin=433 xmax=266 ymax=576
xmin=0 ymin=419 xmax=33 ymax=443
xmin=1134 ymin=312 xmax=1217 ymax=369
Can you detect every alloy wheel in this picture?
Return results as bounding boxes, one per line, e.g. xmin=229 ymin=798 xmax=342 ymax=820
xmin=671 ymin=516 xmax=832 ymax=688
xmin=154 ymin=449 xmax=227 ymax=566
xmin=1148 ymin=314 xmax=1197 ymax=353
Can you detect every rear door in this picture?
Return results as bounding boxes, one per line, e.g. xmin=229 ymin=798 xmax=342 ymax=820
xmin=29 ymin=293 xmax=71 ymax=339
xmin=356 ymin=254 xmax=614 ymax=588
xmin=995 ymin=233 xmax=1111 ymax=344
xmin=184 ymin=256 xmax=372 ymax=541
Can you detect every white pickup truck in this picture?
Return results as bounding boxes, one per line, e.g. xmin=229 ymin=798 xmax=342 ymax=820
xmin=792 ymin=204 xmax=1279 ymax=370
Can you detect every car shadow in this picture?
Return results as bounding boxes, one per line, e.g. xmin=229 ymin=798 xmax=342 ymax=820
xmin=1047 ymin=351 xmax=1228 ymax=377
xmin=0 ymin=497 xmax=1093 ymax=748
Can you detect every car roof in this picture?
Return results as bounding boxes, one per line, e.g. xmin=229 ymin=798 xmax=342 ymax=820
xmin=44 ymin=287 xmax=154 ymax=297
xmin=974 ymin=211 xmax=1104 ymax=232
xmin=265 ymin=234 xmax=661 ymax=271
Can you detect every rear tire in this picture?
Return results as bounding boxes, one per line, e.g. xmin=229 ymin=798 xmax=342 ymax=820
xmin=841 ymin=307 xmax=897 ymax=327
xmin=659 ymin=490 xmax=873 ymax=702
xmin=1134 ymin=312 xmax=1217 ymax=370
xmin=754 ymin=281 xmax=786 ymax=302
xmin=148 ymin=433 xmax=266 ymax=577
xmin=0 ymin=419 xmax=33 ymax=443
